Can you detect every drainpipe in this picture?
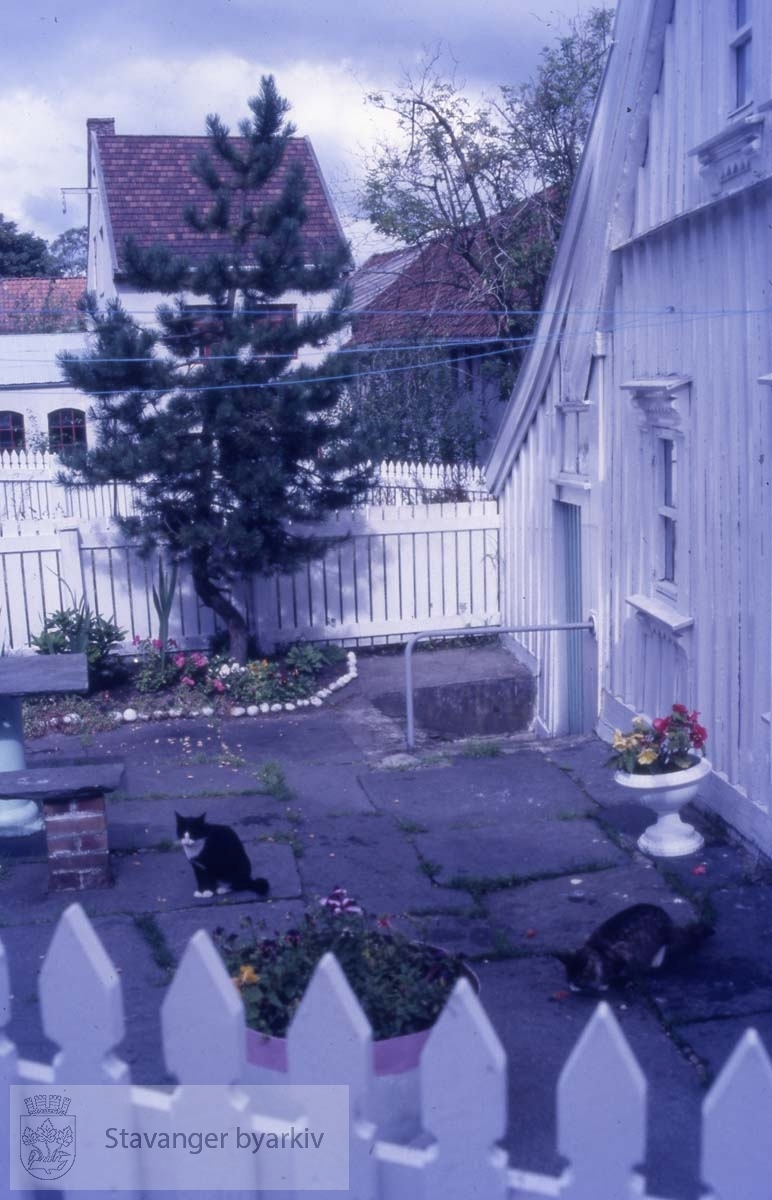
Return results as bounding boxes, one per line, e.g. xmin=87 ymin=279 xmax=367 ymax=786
xmin=404 ymin=619 xmax=596 ymax=751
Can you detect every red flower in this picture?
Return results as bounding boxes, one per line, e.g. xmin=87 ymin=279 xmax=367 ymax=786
xmin=652 ymin=717 xmax=669 ymax=735
xmin=672 ymin=703 xmax=688 ymax=715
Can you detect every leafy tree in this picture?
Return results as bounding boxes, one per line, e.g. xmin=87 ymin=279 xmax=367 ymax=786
xmin=0 ymin=213 xmax=52 ymax=276
xmin=48 ymin=226 xmax=88 ymax=277
xmin=343 ymin=349 xmax=482 ymax=465
xmin=359 ymin=8 xmax=613 ymax=360
xmin=59 ymin=77 xmax=370 ymax=661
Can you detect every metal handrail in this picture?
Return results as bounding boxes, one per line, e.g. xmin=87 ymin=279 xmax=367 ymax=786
xmin=404 ymin=618 xmax=597 ymax=750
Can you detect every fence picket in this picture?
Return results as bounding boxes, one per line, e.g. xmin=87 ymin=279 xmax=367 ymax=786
xmin=557 ymin=1002 xmax=646 ymax=1200
xmin=419 ymin=977 xmax=509 ymax=1200
xmin=161 ymin=929 xmax=247 ymax=1085
xmin=702 ymin=1029 xmax=772 ymax=1200
xmin=287 ymin=952 xmax=377 ymax=1200
xmin=40 ymin=902 xmax=128 ymax=1085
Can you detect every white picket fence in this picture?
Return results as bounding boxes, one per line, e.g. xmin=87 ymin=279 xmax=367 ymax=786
xmin=0 ymin=453 xmax=490 ymax=524
xmin=2 ymin=903 xmax=772 ymax=1198
xmin=0 ymin=507 xmax=500 ymax=653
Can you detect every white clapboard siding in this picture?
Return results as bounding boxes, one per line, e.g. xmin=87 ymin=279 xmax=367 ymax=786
xmin=1 ymin=905 xmax=772 ymax=1199
xmin=0 ymin=502 xmax=500 ymax=652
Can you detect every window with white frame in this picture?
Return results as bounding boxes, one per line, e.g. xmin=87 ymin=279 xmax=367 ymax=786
xmin=657 ymin=435 xmax=678 ymax=588
xmin=621 ymin=375 xmax=691 ymax=619
xmin=731 ymin=0 xmax=752 ymax=111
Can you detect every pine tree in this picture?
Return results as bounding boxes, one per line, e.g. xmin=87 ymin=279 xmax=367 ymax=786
xmin=60 ymin=77 xmax=369 ymax=661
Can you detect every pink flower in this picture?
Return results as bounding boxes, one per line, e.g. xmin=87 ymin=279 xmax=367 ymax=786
xmin=212 ymin=679 xmax=225 ymax=693
xmin=191 ymin=652 xmax=207 ymax=669
xmin=152 ymin=638 xmax=163 ymax=650
xmin=181 ymin=676 xmax=196 ymax=687
xmin=174 ymin=653 xmax=186 ymax=669
xmin=132 ymin=634 xmax=142 ymax=645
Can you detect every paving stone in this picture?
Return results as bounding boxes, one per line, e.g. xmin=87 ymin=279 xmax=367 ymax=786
xmin=644 ymin=883 xmax=772 ymax=1023
xmin=0 ymin=841 xmax=300 ymax=926
xmin=413 ymin=818 xmax=626 ymax=888
xmin=294 ymin=813 xmax=469 ymax=913
xmin=486 ymin=862 xmax=699 ymax=955
xmin=359 ymin=751 xmax=593 ymax=829
xmin=390 ymin=911 xmax=498 ymax=958
xmin=106 ymin=792 xmax=293 ymax=851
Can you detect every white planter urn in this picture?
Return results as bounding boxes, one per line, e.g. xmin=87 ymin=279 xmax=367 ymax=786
xmin=613 ymin=756 xmax=711 ymax=857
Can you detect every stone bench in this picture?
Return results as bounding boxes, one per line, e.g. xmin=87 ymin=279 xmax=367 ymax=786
xmin=0 ymin=764 xmax=124 ymax=890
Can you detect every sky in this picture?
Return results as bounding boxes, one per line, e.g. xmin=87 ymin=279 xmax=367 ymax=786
xmin=2 ymin=0 xmax=602 ymax=264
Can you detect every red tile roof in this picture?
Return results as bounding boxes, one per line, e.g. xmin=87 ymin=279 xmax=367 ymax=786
xmin=0 ymin=278 xmax=86 ymax=334
xmin=347 ymin=239 xmax=503 ymax=347
xmin=94 ymin=130 xmax=344 ymax=272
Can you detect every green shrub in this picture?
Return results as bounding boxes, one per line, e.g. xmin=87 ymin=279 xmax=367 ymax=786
xmin=31 ymin=599 xmax=126 ymax=689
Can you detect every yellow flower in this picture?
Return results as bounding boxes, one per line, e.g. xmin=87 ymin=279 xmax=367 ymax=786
xmin=637 ymin=748 xmax=659 ymax=766
xmin=232 ymin=964 xmax=260 ymax=988
xmin=612 ymin=730 xmax=628 ymax=749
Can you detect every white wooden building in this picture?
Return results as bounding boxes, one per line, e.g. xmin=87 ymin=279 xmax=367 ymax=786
xmin=487 ymin=0 xmax=772 ymax=852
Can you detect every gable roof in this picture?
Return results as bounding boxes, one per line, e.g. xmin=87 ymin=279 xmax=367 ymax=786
xmin=0 ymin=277 xmax=86 ymax=334
xmin=92 ymin=125 xmax=345 ymax=273
xmin=486 ymin=0 xmax=673 ymax=492
xmin=347 ymin=239 xmax=504 ymax=348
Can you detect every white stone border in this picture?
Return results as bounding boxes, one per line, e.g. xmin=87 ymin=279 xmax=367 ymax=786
xmin=59 ymin=651 xmax=359 ymax=727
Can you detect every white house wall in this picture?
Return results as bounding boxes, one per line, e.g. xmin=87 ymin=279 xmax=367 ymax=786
xmin=0 ymin=332 xmax=89 ymax=448
xmin=633 ymin=0 xmax=772 ymax=236
xmin=605 ymin=185 xmax=772 ymax=844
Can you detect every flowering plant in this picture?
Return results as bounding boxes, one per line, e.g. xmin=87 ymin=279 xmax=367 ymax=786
xmin=608 ymin=704 xmax=708 ymax=775
xmin=215 ymin=888 xmax=469 ymax=1040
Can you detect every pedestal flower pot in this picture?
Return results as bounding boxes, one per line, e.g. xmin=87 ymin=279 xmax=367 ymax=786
xmin=614 ymin=756 xmax=711 ymax=857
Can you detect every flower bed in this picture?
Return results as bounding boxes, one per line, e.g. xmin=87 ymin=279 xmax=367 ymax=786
xmin=22 ymin=643 xmax=357 ymax=737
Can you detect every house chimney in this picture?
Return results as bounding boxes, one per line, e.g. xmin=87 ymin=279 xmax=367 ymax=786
xmin=87 ymin=117 xmax=115 ymax=139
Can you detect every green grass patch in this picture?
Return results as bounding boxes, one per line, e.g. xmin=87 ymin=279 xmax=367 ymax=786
xmin=459 ymin=739 xmax=504 ymax=758
xmin=133 ymin=913 xmax=176 ymax=972
xmin=255 ymin=761 xmax=294 ymax=802
xmin=396 ymin=818 xmax=430 ymax=835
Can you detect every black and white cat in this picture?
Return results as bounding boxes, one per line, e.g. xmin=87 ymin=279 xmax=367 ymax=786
xmin=175 ymin=812 xmax=270 ymax=899
xmin=556 ymin=903 xmax=713 ymax=993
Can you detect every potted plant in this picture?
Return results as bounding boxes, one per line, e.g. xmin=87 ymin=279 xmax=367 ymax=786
xmin=215 ymin=888 xmax=476 ymax=1137
xmin=608 ymin=704 xmax=710 ymax=857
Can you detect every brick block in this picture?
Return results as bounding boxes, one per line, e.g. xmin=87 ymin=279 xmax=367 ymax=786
xmin=49 ymin=865 xmax=112 ymax=891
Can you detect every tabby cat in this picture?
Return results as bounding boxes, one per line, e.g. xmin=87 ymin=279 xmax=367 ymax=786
xmin=556 ymin=903 xmax=713 ymax=992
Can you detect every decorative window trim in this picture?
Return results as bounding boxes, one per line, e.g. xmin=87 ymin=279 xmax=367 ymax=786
xmin=626 ymin=593 xmax=694 ymax=636
xmin=620 ymin=375 xmax=691 ymax=431
xmin=688 ymin=113 xmax=764 ymax=197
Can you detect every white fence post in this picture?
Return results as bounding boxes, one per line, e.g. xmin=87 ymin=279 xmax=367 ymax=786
xmin=57 ymin=524 xmax=87 ymax=608
xmin=287 ymin=952 xmax=377 ymax=1199
xmin=557 ymin=1002 xmax=647 ymax=1200
xmin=419 ymin=977 xmax=509 ymax=1200
xmin=702 ymin=1029 xmax=772 ymax=1200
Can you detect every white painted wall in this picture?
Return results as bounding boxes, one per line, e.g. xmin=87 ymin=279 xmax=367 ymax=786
xmin=489 ymin=0 xmax=772 ymax=851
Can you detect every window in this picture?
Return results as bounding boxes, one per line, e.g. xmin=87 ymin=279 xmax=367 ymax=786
xmin=658 ymin=438 xmax=677 ymax=585
xmin=48 ymin=408 xmax=86 ymax=453
xmin=731 ymin=0 xmax=752 ymax=111
xmin=0 ymin=411 xmax=25 ymax=453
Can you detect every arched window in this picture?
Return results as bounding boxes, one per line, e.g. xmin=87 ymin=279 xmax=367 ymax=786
xmin=48 ymin=408 xmax=86 ymax=453
xmin=0 ymin=411 xmax=25 ymax=452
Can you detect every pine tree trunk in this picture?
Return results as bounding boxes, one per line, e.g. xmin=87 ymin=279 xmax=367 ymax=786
xmin=190 ymin=550 xmax=251 ymax=664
